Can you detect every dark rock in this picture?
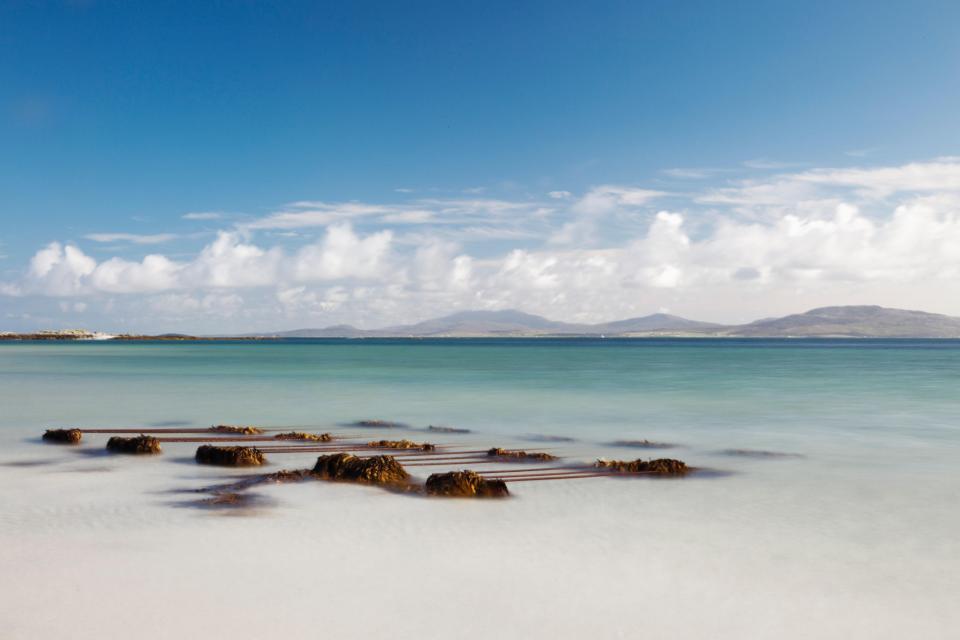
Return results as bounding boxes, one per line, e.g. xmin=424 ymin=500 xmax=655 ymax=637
xmin=720 ymin=449 xmax=803 ymax=459
xmin=351 ymin=419 xmax=407 ymax=429
xmin=611 ymin=439 xmax=676 ymax=449
xmin=425 ymin=470 xmax=509 ymax=498
xmin=487 ymin=447 xmax=557 ymax=461
xmin=312 ymin=453 xmax=410 ymax=485
xmin=195 ymin=445 xmax=266 ymax=466
xmin=427 ymin=425 xmax=470 ymax=434
xmin=595 ymin=458 xmax=689 ymax=475
xmin=369 ymin=439 xmax=436 ymax=452
xmin=106 ymin=435 xmax=162 ymax=454
xmin=42 ymin=428 xmax=82 ymax=444
xmin=274 ymin=431 xmax=332 ymax=441
xmin=209 ymin=425 xmax=264 ymax=435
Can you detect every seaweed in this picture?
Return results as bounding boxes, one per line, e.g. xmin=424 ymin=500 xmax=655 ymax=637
xmin=195 ymin=445 xmax=266 ymax=466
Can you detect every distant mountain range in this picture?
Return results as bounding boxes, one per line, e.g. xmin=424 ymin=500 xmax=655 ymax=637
xmin=258 ymin=306 xmax=960 ymax=338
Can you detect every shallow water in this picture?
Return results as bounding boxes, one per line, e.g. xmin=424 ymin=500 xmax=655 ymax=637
xmin=1 ymin=339 xmax=958 ymax=638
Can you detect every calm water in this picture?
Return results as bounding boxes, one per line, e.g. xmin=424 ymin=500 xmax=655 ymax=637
xmin=1 ymin=339 xmax=958 ymax=639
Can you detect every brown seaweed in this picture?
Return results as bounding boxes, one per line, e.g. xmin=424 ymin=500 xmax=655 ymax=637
xmin=273 ymin=431 xmax=332 ymax=441
xmin=106 ymin=435 xmax=162 ymax=454
xmin=312 ymin=453 xmax=410 ymax=485
xmin=425 ymin=470 xmax=509 ymax=498
xmin=209 ymin=425 xmax=264 ymax=435
xmin=594 ymin=458 xmax=689 ymax=476
xmin=487 ymin=447 xmax=557 ymax=461
xmin=195 ymin=445 xmax=266 ymax=466
xmin=42 ymin=428 xmax=82 ymax=444
xmin=368 ymin=439 xmax=436 ymax=452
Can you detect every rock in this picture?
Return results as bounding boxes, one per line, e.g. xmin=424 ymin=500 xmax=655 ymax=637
xmin=425 ymin=470 xmax=509 ymax=498
xmin=611 ymin=439 xmax=676 ymax=449
xmin=351 ymin=419 xmax=407 ymax=429
xmin=427 ymin=425 xmax=470 ymax=434
xmin=209 ymin=425 xmax=264 ymax=435
xmin=311 ymin=453 xmax=410 ymax=485
xmin=487 ymin=447 xmax=557 ymax=461
xmin=274 ymin=432 xmax=332 ymax=441
xmin=195 ymin=445 xmax=266 ymax=466
xmin=106 ymin=435 xmax=162 ymax=454
xmin=368 ymin=439 xmax=436 ymax=452
xmin=720 ymin=449 xmax=803 ymax=459
xmin=595 ymin=458 xmax=689 ymax=475
xmin=42 ymin=428 xmax=82 ymax=444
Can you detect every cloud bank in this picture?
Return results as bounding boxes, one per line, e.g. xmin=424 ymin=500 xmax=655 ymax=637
xmin=4 ymin=159 xmax=960 ymax=331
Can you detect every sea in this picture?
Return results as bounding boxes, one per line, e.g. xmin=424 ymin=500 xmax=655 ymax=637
xmin=0 ymin=339 xmax=957 ymax=639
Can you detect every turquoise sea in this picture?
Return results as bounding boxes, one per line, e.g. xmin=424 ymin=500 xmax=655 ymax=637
xmin=1 ymin=339 xmax=957 ymax=639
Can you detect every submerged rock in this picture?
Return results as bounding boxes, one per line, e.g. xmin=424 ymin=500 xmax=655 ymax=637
xmin=209 ymin=425 xmax=264 ymax=435
xmin=106 ymin=435 xmax=162 ymax=454
xmin=720 ymin=449 xmax=803 ymax=459
xmin=312 ymin=453 xmax=410 ymax=485
xmin=487 ymin=447 xmax=557 ymax=461
xmin=195 ymin=445 xmax=266 ymax=466
xmin=611 ymin=439 xmax=676 ymax=449
xmin=368 ymin=439 xmax=436 ymax=452
xmin=351 ymin=419 xmax=407 ymax=429
xmin=42 ymin=428 xmax=82 ymax=444
xmin=427 ymin=425 xmax=470 ymax=434
xmin=274 ymin=431 xmax=332 ymax=441
xmin=595 ymin=458 xmax=689 ymax=476
xmin=425 ymin=470 xmax=509 ymax=498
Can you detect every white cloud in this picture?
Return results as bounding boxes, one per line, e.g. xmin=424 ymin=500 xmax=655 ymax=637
xmin=84 ymin=233 xmax=178 ymax=244
xmin=548 ymin=190 xmax=572 ymax=199
xmin=182 ymin=212 xmax=224 ymax=220
xmin=7 ymin=158 xmax=960 ymax=328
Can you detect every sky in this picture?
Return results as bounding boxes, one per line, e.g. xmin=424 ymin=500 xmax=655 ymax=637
xmin=2 ymin=0 xmax=960 ymax=333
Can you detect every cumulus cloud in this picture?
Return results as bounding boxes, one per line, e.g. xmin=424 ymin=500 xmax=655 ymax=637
xmin=6 ymin=158 xmax=960 ymax=329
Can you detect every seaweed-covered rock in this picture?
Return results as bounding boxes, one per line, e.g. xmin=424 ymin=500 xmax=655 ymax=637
xmin=487 ymin=447 xmax=557 ymax=461
xmin=595 ymin=458 xmax=689 ymax=475
xmin=425 ymin=470 xmax=509 ymax=498
xmin=42 ymin=428 xmax=82 ymax=444
xmin=368 ymin=439 xmax=436 ymax=452
xmin=427 ymin=425 xmax=470 ymax=434
xmin=311 ymin=453 xmax=410 ymax=485
xmin=209 ymin=425 xmax=264 ymax=435
xmin=351 ymin=419 xmax=406 ymax=429
xmin=106 ymin=435 xmax=162 ymax=454
xmin=195 ymin=445 xmax=266 ymax=466
xmin=274 ymin=431 xmax=332 ymax=441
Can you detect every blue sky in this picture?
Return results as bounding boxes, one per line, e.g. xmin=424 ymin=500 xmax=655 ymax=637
xmin=2 ymin=1 xmax=960 ymax=332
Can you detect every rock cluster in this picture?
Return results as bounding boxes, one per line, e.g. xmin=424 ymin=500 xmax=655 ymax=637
xmin=42 ymin=428 xmax=83 ymax=444
xmin=209 ymin=425 xmax=264 ymax=435
xmin=195 ymin=445 xmax=266 ymax=466
xmin=487 ymin=447 xmax=556 ymax=461
xmin=425 ymin=470 xmax=510 ymax=498
xmin=106 ymin=435 xmax=162 ymax=454
xmin=368 ymin=439 xmax=436 ymax=451
xmin=312 ymin=453 xmax=410 ymax=485
xmin=595 ymin=458 xmax=689 ymax=475
xmin=274 ymin=431 xmax=332 ymax=441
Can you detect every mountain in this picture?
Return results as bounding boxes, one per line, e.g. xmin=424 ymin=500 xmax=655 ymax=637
xmin=265 ymin=309 xmax=724 ymax=338
xmin=592 ymin=313 xmax=722 ymax=335
xmin=727 ymin=305 xmax=960 ymax=337
xmin=261 ymin=305 xmax=960 ymax=338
